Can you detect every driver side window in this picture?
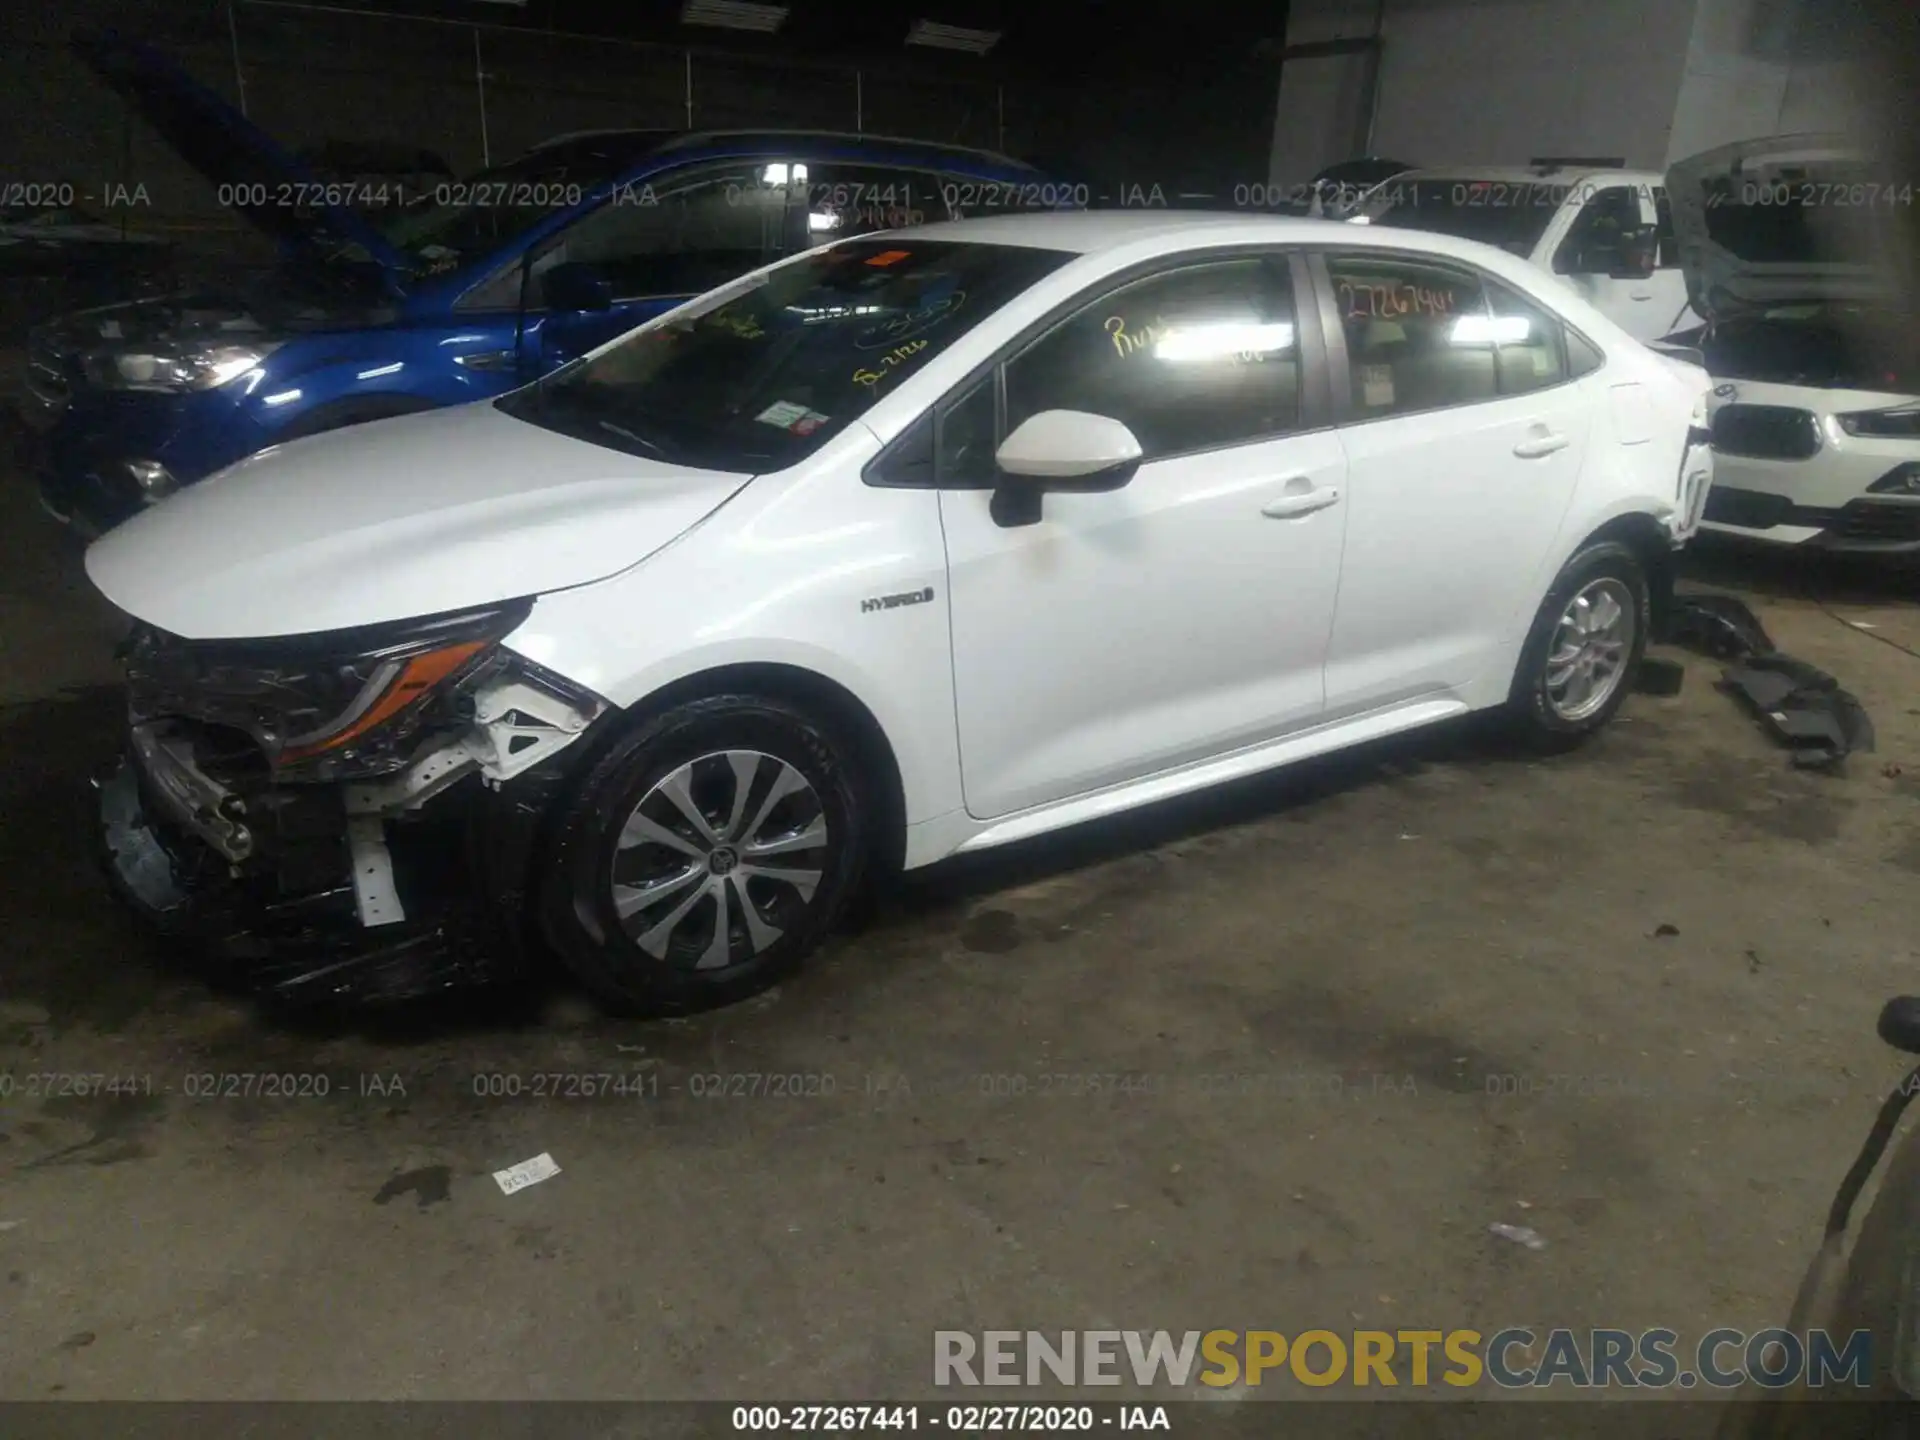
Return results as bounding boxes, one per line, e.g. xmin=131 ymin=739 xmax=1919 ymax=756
xmin=1553 ymin=186 xmax=1641 ymax=275
xmin=1001 ymin=258 xmax=1301 ymax=462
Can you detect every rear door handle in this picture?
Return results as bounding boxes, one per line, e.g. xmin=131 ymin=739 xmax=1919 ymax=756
xmin=1261 ymin=485 xmax=1341 ymax=519
xmin=1512 ymin=433 xmax=1570 ymax=459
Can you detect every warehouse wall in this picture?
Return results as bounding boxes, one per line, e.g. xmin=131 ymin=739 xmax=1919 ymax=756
xmin=1271 ymin=0 xmax=1877 ymax=186
xmin=1272 ymin=0 xmax=1696 ymax=183
xmin=0 ymin=0 xmax=1022 ymax=242
xmin=0 ymin=0 xmax=1275 ymax=242
xmin=1368 ymin=0 xmax=1697 ymax=169
xmin=1665 ymin=0 xmax=1881 ymax=163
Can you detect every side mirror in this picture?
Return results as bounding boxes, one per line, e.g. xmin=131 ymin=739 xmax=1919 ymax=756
xmin=996 ymin=409 xmax=1142 ymax=478
xmin=1608 ymin=225 xmax=1659 ymax=280
xmin=542 ymin=261 xmax=614 ymax=312
xmin=989 ymin=410 xmax=1143 ymax=528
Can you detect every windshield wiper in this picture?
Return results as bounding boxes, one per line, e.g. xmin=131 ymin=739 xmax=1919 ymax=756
xmin=593 ymin=418 xmax=676 ymax=461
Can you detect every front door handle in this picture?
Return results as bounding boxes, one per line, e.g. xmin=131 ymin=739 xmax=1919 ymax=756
xmin=1261 ymin=484 xmax=1342 ymax=519
xmin=1512 ymin=432 xmax=1570 ymax=459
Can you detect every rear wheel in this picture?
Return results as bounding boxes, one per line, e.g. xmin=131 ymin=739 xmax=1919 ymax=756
xmin=539 ymin=695 xmax=868 ymax=1015
xmin=1506 ymin=540 xmax=1649 ymax=748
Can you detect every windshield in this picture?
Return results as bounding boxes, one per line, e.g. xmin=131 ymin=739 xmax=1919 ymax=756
xmin=378 ymin=143 xmax=643 ymax=273
xmin=497 ymin=238 xmax=1071 ymax=473
xmin=1361 ymin=179 xmax=1567 ymax=256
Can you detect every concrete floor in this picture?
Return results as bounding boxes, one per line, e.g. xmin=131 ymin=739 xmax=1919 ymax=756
xmin=2 ymin=448 xmax=1919 ymax=1406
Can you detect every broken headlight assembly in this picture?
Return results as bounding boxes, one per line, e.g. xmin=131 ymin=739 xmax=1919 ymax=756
xmin=123 ymin=599 xmax=536 ymax=783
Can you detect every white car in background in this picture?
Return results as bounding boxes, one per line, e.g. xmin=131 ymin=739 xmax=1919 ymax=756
xmin=1349 ymin=162 xmax=1700 ymax=344
xmin=85 ymin=213 xmax=1712 ymax=1014
xmin=1660 ymin=135 xmax=1920 ymax=554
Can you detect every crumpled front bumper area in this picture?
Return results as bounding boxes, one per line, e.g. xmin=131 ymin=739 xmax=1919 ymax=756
xmin=96 ymin=751 xmax=527 ymax=1006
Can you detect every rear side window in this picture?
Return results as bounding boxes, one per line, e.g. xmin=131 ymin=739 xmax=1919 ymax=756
xmin=1004 ymin=257 xmax=1301 ymax=460
xmin=1326 ymin=253 xmax=1496 ymax=418
xmin=1566 ymin=327 xmax=1605 ymax=378
xmin=1485 ymin=280 xmax=1567 ymax=394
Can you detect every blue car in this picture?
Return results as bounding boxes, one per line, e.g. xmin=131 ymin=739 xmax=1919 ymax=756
xmin=23 ymin=30 xmax=1075 ymax=534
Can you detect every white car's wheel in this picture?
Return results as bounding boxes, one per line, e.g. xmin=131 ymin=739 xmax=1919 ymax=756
xmin=1507 ymin=541 xmax=1650 ymax=747
xmin=539 ymin=695 xmax=868 ymax=1014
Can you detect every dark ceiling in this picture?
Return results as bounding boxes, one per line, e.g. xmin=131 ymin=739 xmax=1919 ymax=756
xmin=286 ymin=0 xmax=1289 ymax=75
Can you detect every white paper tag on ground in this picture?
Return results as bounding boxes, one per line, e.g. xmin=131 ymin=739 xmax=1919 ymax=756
xmin=493 ymin=1152 xmax=561 ymax=1195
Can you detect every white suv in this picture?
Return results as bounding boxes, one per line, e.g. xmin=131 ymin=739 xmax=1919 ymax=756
xmin=1662 ymin=136 xmax=1920 ymax=554
xmin=86 ymin=214 xmax=1712 ymax=1012
xmin=1349 ymin=164 xmax=1700 ymax=344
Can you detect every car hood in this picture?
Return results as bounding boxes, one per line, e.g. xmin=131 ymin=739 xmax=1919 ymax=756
xmin=1665 ymin=134 xmax=1899 ymax=320
xmin=37 ymin=277 xmax=389 ymax=370
xmin=85 ymin=403 xmax=753 ymax=640
xmin=72 ymin=28 xmax=412 ymax=296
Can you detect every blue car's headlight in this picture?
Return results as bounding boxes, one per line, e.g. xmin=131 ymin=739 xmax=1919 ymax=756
xmin=85 ymin=341 xmax=283 ymax=394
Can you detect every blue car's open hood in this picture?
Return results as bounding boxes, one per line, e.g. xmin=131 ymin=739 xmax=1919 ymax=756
xmin=72 ymin=28 xmax=414 ymax=296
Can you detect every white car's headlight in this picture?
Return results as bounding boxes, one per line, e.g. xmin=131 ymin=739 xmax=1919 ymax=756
xmin=1837 ymin=403 xmax=1920 ymax=439
xmin=86 ymin=341 xmax=283 ymax=393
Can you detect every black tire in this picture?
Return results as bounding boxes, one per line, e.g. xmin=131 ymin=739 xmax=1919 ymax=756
xmin=537 ymin=694 xmax=868 ymax=1016
xmin=1505 ymin=540 xmax=1650 ymax=750
xmin=275 ymin=394 xmax=440 ymax=443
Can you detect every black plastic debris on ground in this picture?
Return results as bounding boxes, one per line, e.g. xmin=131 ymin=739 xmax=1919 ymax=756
xmin=1720 ymin=654 xmax=1875 ymax=770
xmin=1664 ymin=592 xmax=1776 ymax=659
xmin=1662 ymin=591 xmax=1875 ymax=771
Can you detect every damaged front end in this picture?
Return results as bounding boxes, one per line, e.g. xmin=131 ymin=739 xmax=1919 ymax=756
xmin=95 ymin=600 xmax=610 ymax=1003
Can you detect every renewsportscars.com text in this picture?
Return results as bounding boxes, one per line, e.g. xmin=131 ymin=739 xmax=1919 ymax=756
xmin=933 ymin=1328 xmax=1871 ymax=1391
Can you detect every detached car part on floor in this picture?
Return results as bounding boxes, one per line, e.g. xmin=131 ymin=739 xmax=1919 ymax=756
xmin=1664 ymin=592 xmax=1875 ymax=770
xmin=86 ymin=213 xmax=1712 ymax=1010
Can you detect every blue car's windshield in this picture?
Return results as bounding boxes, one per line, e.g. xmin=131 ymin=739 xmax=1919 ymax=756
xmin=379 ymin=140 xmax=657 ymax=271
xmin=497 ymin=238 xmax=1072 ymax=473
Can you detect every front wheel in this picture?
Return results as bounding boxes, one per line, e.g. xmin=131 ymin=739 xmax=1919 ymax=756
xmin=1506 ymin=541 xmax=1649 ymax=748
xmin=538 ymin=694 xmax=868 ymax=1015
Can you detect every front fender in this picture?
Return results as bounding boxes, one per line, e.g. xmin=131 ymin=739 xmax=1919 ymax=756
xmin=239 ymin=331 xmax=517 ymax=441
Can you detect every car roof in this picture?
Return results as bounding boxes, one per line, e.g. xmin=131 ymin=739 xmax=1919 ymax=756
xmin=1389 ymin=165 xmax=1665 ymax=188
xmin=521 ymin=126 xmax=1035 ymax=173
xmin=888 ymin=210 xmax=1535 ymax=258
xmin=868 ymin=212 xmax=1627 ymax=334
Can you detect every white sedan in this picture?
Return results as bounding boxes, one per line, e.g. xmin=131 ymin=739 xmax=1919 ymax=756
xmin=85 ymin=213 xmax=1714 ymax=1012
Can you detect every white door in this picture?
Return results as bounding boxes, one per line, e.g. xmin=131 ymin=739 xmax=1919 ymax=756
xmin=939 ymin=256 xmax=1348 ymax=821
xmin=1318 ymin=251 xmax=1596 ymax=715
xmin=1649 ymin=184 xmax=1703 ymax=335
xmin=1546 ymin=182 xmax=1680 ymax=342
